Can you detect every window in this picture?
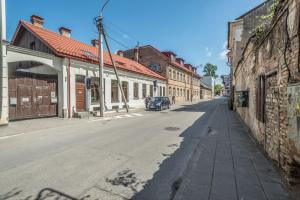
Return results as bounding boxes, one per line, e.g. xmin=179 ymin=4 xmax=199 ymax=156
xmin=173 ymin=71 xmax=176 ymax=80
xmin=180 ymin=89 xmax=183 ymax=96
xmin=183 ymin=89 xmax=186 ymax=97
xmin=173 ymin=88 xmax=176 ymax=96
xmin=177 ymin=88 xmax=179 ymax=96
xmin=142 ymin=84 xmax=147 ymax=98
xmin=122 ymin=81 xmax=129 ymax=102
xmin=134 ymin=83 xmax=139 ymax=99
xmin=30 ymin=42 xmax=36 ymax=50
xmin=149 ymin=63 xmax=161 ymax=72
xmin=160 ymin=86 xmax=162 ymax=96
xmin=256 ymin=75 xmax=265 ymax=122
xmin=111 ymin=80 xmax=119 ymax=103
xmin=169 ymin=87 xmax=172 ymax=96
xmin=150 ymin=85 xmax=154 ymax=97
xmin=91 ymin=77 xmax=99 ymax=103
xmin=180 ymin=74 xmax=183 ymax=81
xmin=169 ymin=69 xmax=172 ymax=79
xmin=177 ymin=72 xmax=179 ymax=80
xmin=163 ymin=87 xmax=166 ymax=96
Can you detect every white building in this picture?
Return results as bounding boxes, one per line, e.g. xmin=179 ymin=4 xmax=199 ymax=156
xmin=1 ymin=15 xmax=166 ymax=122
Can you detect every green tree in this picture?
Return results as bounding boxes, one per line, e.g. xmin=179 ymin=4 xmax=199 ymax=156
xmin=214 ymin=84 xmax=222 ymax=96
xmin=203 ymin=63 xmax=218 ymax=78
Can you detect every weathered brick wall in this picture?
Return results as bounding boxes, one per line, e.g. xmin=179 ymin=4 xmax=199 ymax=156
xmin=234 ymin=0 xmax=300 ymax=182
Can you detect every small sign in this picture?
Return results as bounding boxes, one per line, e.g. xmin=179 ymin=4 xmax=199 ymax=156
xmin=10 ymin=97 xmax=17 ymax=105
xmin=51 ymin=91 xmax=56 ymax=98
xmin=22 ymin=97 xmax=30 ymax=103
xmin=51 ymin=97 xmax=58 ymax=104
xmin=236 ymin=91 xmax=249 ymax=107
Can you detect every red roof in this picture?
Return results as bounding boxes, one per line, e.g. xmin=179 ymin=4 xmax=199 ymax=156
xmin=13 ymin=21 xmax=165 ymax=81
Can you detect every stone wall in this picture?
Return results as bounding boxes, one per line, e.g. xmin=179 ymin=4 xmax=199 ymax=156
xmin=234 ymin=0 xmax=300 ymax=183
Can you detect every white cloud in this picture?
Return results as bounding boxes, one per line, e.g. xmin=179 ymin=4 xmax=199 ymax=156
xmin=123 ymin=34 xmax=130 ymax=39
xmin=219 ymin=41 xmax=229 ymax=60
xmin=222 ymin=41 xmax=228 ymax=50
xmin=205 ymin=47 xmax=212 ymax=57
xmin=219 ymin=50 xmax=229 ymax=60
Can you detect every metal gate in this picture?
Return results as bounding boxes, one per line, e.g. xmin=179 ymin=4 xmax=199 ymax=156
xmin=9 ymin=72 xmax=58 ymax=120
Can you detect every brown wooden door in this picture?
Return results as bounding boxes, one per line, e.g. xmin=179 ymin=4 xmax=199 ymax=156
xmin=76 ymin=75 xmax=86 ymax=112
xmin=8 ymin=72 xmax=58 ymax=120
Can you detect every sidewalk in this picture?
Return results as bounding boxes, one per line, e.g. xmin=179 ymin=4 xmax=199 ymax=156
xmin=174 ymin=102 xmax=291 ymax=200
xmin=0 ymin=100 xmax=209 ymax=138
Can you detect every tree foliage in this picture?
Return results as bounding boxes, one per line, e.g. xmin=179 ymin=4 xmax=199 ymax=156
xmin=214 ymin=84 xmax=222 ymax=96
xmin=252 ymin=0 xmax=279 ymax=38
xmin=203 ymin=63 xmax=218 ymax=78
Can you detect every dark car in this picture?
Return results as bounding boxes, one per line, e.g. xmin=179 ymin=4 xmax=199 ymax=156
xmin=148 ymin=97 xmax=171 ymax=111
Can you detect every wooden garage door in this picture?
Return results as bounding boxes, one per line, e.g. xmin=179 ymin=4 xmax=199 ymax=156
xmin=9 ymin=72 xmax=58 ymax=120
xmin=76 ymin=75 xmax=86 ymax=112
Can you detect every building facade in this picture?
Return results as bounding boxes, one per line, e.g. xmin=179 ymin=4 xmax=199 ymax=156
xmin=228 ymin=0 xmax=300 ymax=183
xmin=123 ymin=45 xmax=202 ymax=103
xmin=221 ymin=75 xmax=231 ymax=96
xmin=200 ymin=81 xmax=212 ymax=99
xmin=0 ymin=15 xmax=166 ymax=122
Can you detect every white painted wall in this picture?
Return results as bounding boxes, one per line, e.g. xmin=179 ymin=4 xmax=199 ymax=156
xmin=0 ymin=0 xmax=8 ymax=124
xmin=68 ymin=59 xmax=166 ymax=114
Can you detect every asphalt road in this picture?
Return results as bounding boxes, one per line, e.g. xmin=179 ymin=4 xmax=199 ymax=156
xmin=0 ymin=99 xmax=217 ymax=200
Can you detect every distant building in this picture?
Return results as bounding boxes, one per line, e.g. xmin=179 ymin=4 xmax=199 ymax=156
xmin=202 ymin=76 xmax=215 ymax=96
xmin=221 ymin=75 xmax=231 ymax=96
xmin=123 ymin=45 xmax=202 ymax=103
xmin=200 ymin=81 xmax=212 ymax=99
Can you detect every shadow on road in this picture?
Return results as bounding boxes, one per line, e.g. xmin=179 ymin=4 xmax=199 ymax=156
xmin=0 ymin=99 xmax=223 ymax=200
xmin=131 ymin=99 xmax=222 ymax=200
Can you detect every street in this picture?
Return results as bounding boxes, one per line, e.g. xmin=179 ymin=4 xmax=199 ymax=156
xmin=0 ymin=99 xmax=291 ymax=200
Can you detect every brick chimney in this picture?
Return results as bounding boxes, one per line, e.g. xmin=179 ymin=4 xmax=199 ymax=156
xmin=117 ymin=50 xmax=124 ymax=57
xmin=91 ymin=39 xmax=100 ymax=48
xmin=59 ymin=27 xmax=71 ymax=38
xmin=30 ymin=15 xmax=44 ymax=28
xmin=134 ymin=47 xmax=139 ymax=62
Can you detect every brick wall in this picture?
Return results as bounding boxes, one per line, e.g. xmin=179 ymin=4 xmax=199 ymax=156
xmin=233 ymin=0 xmax=300 ymax=182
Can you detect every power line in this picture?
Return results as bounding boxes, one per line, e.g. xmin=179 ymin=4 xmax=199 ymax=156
xmin=103 ymin=19 xmax=141 ymax=45
xmin=104 ymin=30 xmax=131 ymax=49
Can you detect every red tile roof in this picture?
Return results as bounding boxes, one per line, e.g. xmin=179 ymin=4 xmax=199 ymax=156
xmin=13 ymin=21 xmax=165 ymax=81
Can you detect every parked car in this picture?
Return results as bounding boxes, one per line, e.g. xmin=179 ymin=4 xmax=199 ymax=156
xmin=148 ymin=97 xmax=171 ymax=111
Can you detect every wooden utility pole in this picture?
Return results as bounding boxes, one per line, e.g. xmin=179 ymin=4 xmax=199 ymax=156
xmin=96 ymin=16 xmax=105 ymax=117
xmin=96 ymin=0 xmax=129 ymax=115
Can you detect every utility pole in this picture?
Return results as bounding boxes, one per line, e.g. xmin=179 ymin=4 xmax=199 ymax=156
xmin=95 ymin=0 xmax=110 ymax=117
xmin=96 ymin=17 xmax=104 ymax=117
xmin=95 ymin=0 xmax=129 ymax=115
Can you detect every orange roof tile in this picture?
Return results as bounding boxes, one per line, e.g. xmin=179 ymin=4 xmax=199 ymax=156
xmin=14 ymin=21 xmax=165 ymax=81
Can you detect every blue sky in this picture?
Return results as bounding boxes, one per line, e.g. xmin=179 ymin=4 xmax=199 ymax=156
xmin=6 ymin=0 xmax=264 ymax=76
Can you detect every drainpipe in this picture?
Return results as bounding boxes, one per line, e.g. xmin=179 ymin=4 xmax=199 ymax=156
xmin=68 ymin=58 xmax=71 ymax=118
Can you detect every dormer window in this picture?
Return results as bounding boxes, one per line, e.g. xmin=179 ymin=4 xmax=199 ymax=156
xmin=170 ymin=54 xmax=175 ymax=62
xmin=149 ymin=63 xmax=161 ymax=72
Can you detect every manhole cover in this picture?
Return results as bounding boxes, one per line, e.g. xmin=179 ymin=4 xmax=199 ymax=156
xmin=165 ymin=127 xmax=180 ymax=131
